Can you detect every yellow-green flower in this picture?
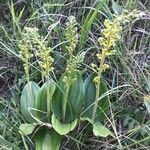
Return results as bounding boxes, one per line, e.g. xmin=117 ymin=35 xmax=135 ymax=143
xmin=91 ymin=9 xmax=143 ymax=122
xmin=65 ymin=16 xmax=78 ymax=54
xmin=92 ymin=9 xmax=143 ymax=75
xmin=63 ymin=16 xmax=85 ymax=86
xmin=98 ymin=20 xmax=121 ymax=58
xmin=18 ymin=28 xmax=37 ymax=80
xmin=18 ymin=41 xmax=31 ymax=80
xmin=36 ymin=45 xmax=54 ymax=78
xmin=18 ymin=27 xmax=54 ymax=79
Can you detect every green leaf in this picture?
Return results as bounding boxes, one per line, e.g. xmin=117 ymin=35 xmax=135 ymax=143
xmin=82 ymin=75 xmax=109 ymax=122
xmin=52 ymin=72 xmax=84 ymax=123
xmin=52 ymin=114 xmax=77 ymax=135
xmin=21 ymin=82 xmax=40 ymax=123
xmin=80 ymin=117 xmax=93 ymax=124
xmin=112 ymin=0 xmax=123 ymax=15
xmin=19 ymin=123 xmax=36 ymax=136
xmin=35 ymin=79 xmax=55 ymax=122
xmin=93 ymin=122 xmax=114 ymax=137
xmin=80 ymin=117 xmax=114 ymax=138
xmin=144 ymin=95 xmax=150 ymax=114
xmin=79 ymin=0 xmax=108 ymax=50
xmin=35 ymin=128 xmax=62 ymax=150
xmin=145 ymin=79 xmax=150 ymax=92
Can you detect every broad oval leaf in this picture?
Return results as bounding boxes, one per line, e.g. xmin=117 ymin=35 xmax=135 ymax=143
xmin=52 ymin=114 xmax=77 ymax=135
xmin=80 ymin=117 xmax=114 ymax=138
xmin=93 ymin=122 xmax=114 ymax=137
xmin=35 ymin=79 xmax=56 ymax=122
xmin=19 ymin=123 xmax=36 ymax=136
xmin=21 ymin=82 xmax=40 ymax=123
xmin=35 ymin=127 xmax=62 ymax=150
xmin=52 ymin=72 xmax=84 ymax=123
xmin=82 ymin=74 xmax=109 ymax=122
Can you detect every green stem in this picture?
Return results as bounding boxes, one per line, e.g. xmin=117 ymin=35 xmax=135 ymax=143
xmin=92 ymin=25 xmax=113 ymax=123
xmin=21 ymin=136 xmax=29 ymax=150
xmin=92 ymin=78 xmax=100 ymax=123
xmin=92 ymin=58 xmax=104 ymax=123
xmin=62 ymin=85 xmax=70 ymax=121
xmin=62 ymin=53 xmax=72 ymax=121
xmin=26 ymin=64 xmax=30 ymax=83
xmin=46 ymin=77 xmax=51 ymax=123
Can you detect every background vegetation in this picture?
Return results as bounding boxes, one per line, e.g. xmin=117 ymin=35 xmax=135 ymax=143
xmin=0 ymin=0 xmax=150 ymax=149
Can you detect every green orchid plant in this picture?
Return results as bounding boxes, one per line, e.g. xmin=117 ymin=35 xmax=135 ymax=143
xmin=18 ymin=10 xmax=143 ymax=150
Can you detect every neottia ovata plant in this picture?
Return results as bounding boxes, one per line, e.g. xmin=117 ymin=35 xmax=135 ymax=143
xmin=18 ymin=10 xmax=143 ymax=150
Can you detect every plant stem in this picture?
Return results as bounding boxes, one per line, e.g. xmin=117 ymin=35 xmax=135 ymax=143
xmin=21 ymin=135 xmax=29 ymax=150
xmin=92 ymin=58 xmax=104 ymax=123
xmin=62 ymin=85 xmax=70 ymax=122
xmin=92 ymin=79 xmax=100 ymax=123
xmin=46 ymin=77 xmax=51 ymax=123
xmin=25 ymin=63 xmax=30 ymax=84
xmin=62 ymin=53 xmax=72 ymax=121
xmin=92 ymin=26 xmax=113 ymax=123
